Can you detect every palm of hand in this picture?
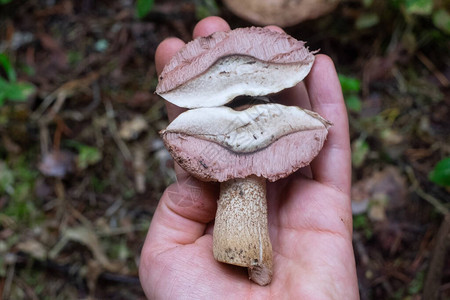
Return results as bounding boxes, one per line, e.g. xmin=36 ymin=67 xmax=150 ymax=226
xmin=141 ymin=177 xmax=355 ymax=299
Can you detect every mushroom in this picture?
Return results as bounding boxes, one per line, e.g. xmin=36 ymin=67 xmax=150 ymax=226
xmin=222 ymin=0 xmax=341 ymax=27
xmin=156 ymin=27 xmax=315 ymax=108
xmin=156 ymin=27 xmax=331 ymax=285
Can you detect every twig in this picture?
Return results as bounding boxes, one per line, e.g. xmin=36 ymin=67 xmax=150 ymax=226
xmin=104 ymin=100 xmax=132 ymax=161
xmin=12 ymin=277 xmax=39 ymax=300
xmin=31 ymin=72 xmax=99 ymax=122
xmin=417 ymin=52 xmax=450 ymax=88
xmin=405 ymin=166 xmax=449 ymax=215
xmin=60 ymin=80 xmax=102 ymax=121
xmin=12 ymin=252 xmax=140 ymax=286
xmin=69 ymin=204 xmax=94 ymax=230
xmin=97 ymin=224 xmax=148 ymax=237
xmin=133 ymin=146 xmax=146 ymax=194
xmin=43 ymin=91 xmax=69 ymax=124
xmin=55 ymin=178 xmax=66 ymax=223
xmin=353 ymin=232 xmax=370 ymax=266
xmin=423 ymin=214 xmax=450 ymax=300
xmin=39 ymin=120 xmax=50 ymax=157
xmin=2 ymin=257 xmax=15 ymax=300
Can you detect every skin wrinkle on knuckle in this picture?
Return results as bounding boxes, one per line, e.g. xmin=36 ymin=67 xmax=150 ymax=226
xmin=162 ymin=184 xmax=214 ymax=224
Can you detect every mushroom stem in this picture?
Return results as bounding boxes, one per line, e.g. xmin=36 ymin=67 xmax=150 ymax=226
xmin=213 ymin=175 xmax=273 ymax=285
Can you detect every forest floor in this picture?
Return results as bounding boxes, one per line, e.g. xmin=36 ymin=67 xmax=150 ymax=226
xmin=0 ymin=0 xmax=449 ymax=299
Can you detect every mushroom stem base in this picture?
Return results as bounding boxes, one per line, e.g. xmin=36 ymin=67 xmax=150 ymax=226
xmin=213 ymin=176 xmax=273 ymax=286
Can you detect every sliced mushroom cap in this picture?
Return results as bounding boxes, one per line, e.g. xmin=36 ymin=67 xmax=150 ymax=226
xmin=161 ymin=104 xmax=331 ymax=182
xmin=223 ymin=0 xmax=341 ymax=27
xmin=156 ymin=27 xmax=315 ymax=108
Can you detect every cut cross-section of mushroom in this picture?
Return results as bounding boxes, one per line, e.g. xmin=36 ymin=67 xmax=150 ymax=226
xmin=156 ymin=27 xmax=315 ymax=108
xmin=162 ymin=104 xmax=331 ymax=182
xmin=161 ymin=104 xmax=331 ymax=285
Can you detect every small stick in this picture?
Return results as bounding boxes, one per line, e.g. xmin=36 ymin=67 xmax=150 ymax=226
xmin=405 ymin=166 xmax=449 ymax=215
xmin=417 ymin=52 xmax=450 ymax=88
xmin=423 ymin=214 xmax=450 ymax=300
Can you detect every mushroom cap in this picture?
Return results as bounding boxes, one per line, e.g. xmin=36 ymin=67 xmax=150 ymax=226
xmin=156 ymin=27 xmax=315 ymax=108
xmin=223 ymin=0 xmax=341 ymax=27
xmin=161 ymin=104 xmax=331 ymax=182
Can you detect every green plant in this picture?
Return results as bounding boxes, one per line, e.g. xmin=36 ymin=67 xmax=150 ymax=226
xmin=1 ymin=158 xmax=40 ymax=225
xmin=407 ymin=270 xmax=425 ymax=295
xmin=0 ymin=53 xmax=35 ymax=106
xmin=433 ymin=9 xmax=450 ymax=34
xmin=352 ymin=136 xmax=370 ymax=168
xmin=195 ymin=0 xmax=219 ymax=20
xmin=65 ymin=140 xmax=102 ymax=170
xmin=360 ymin=0 xmax=450 ymax=34
xmin=404 ymin=0 xmax=434 ymax=15
xmin=136 ymin=0 xmax=154 ymax=19
xmin=338 ymin=74 xmax=362 ymax=113
xmin=353 ymin=214 xmax=373 ymax=239
xmin=429 ymin=157 xmax=450 ymax=187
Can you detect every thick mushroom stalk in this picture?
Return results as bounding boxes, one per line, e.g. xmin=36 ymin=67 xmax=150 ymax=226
xmin=214 ymin=176 xmax=272 ymax=285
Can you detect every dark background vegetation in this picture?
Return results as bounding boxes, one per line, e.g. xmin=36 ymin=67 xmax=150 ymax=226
xmin=0 ymin=0 xmax=449 ymax=299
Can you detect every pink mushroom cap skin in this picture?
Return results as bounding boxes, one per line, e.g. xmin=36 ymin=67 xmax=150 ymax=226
xmin=162 ymin=127 xmax=328 ymax=182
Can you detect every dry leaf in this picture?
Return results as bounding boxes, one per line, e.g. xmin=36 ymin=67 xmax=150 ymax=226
xmin=63 ymin=226 xmax=123 ymax=273
xmin=16 ymin=239 xmax=47 ymax=260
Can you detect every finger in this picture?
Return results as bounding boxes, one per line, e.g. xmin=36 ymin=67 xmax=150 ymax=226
xmin=305 ymin=54 xmax=351 ymax=195
xmin=193 ymin=16 xmax=230 ymax=38
xmin=144 ymin=173 xmax=218 ymax=252
xmin=274 ymin=82 xmax=311 ymax=109
xmin=155 ymin=38 xmax=186 ymax=122
xmin=264 ymin=25 xmax=284 ymax=33
xmin=155 ymin=37 xmax=185 ymax=76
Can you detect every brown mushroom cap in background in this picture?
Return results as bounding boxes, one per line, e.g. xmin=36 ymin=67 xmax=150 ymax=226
xmin=223 ymin=0 xmax=341 ymax=27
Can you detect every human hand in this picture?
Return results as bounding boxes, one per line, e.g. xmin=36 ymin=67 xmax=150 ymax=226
xmin=139 ymin=16 xmax=359 ymax=300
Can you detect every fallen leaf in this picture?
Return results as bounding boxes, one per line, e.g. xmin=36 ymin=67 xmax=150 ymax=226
xmin=352 ymin=166 xmax=407 ymax=218
xmin=63 ymin=226 xmax=123 ymax=273
xmin=119 ymin=116 xmax=148 ymax=140
xmin=16 ymin=239 xmax=47 ymax=260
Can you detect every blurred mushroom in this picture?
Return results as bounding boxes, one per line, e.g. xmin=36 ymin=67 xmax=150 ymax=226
xmin=38 ymin=150 xmax=75 ymax=178
xmin=157 ymin=27 xmax=330 ymax=285
xmin=223 ymin=0 xmax=341 ymax=27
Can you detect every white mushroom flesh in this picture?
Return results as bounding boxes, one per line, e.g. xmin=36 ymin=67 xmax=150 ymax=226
xmin=163 ymin=103 xmax=329 ymax=153
xmin=160 ymin=56 xmax=313 ymax=108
